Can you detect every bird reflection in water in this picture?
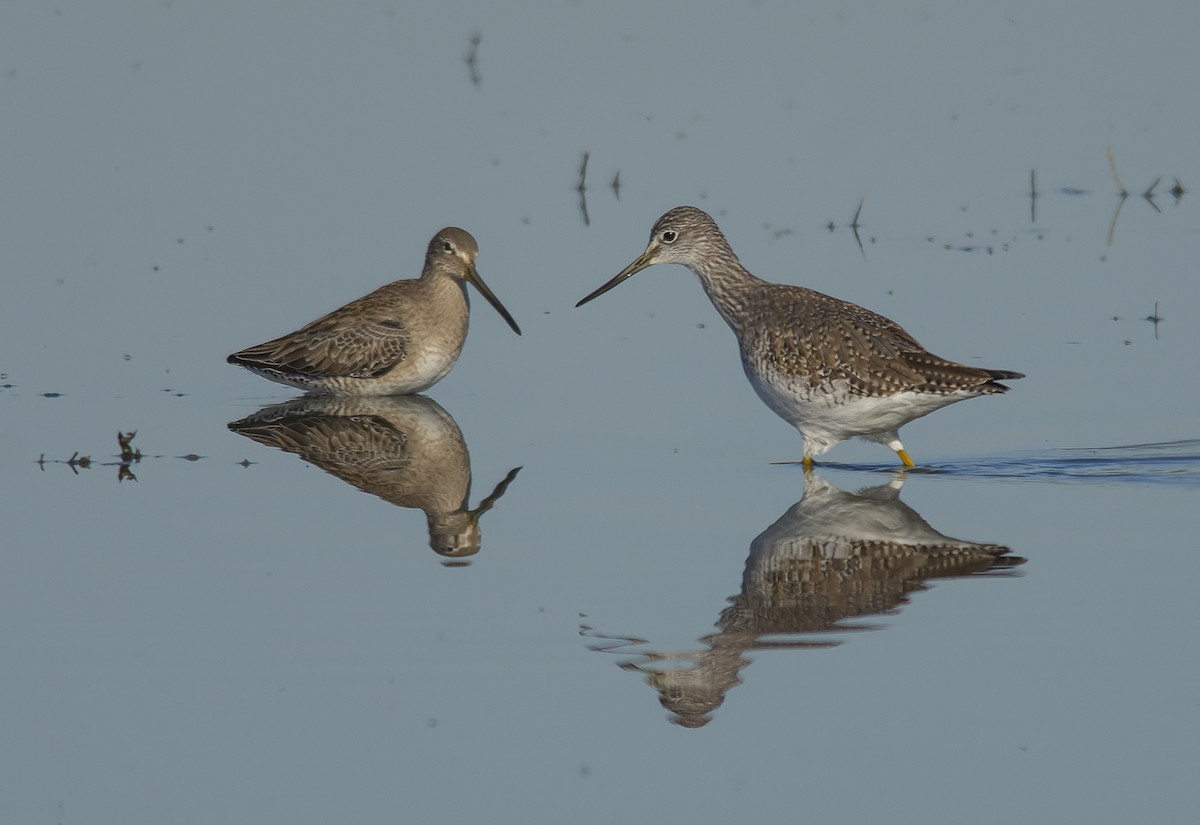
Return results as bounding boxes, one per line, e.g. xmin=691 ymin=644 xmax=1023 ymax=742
xmin=584 ymin=473 xmax=1024 ymax=727
xmin=229 ymin=396 xmax=520 ymax=563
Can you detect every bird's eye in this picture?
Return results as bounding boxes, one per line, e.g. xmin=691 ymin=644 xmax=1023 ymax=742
xmin=661 ymin=230 xmax=677 ymax=244
xmin=442 ymin=241 xmax=454 ymax=253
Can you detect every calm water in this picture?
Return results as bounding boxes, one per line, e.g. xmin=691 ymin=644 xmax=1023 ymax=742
xmin=3 ymin=2 xmax=1198 ymax=823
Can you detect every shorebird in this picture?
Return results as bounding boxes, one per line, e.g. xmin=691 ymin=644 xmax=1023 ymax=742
xmin=228 ymin=227 xmax=520 ymax=395
xmin=229 ymin=395 xmax=521 ymax=559
xmin=586 ymin=472 xmax=1021 ymax=727
xmin=576 ymin=206 xmax=1023 ymax=467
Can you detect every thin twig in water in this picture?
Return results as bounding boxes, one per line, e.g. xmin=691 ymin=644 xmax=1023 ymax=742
xmin=1029 ymin=169 xmax=1039 ymax=223
xmin=1106 ymin=194 xmax=1126 ymax=247
xmin=1105 ymin=148 xmax=1130 ymax=247
xmin=1106 ymin=146 xmax=1128 ymax=196
xmin=1142 ymin=177 xmax=1162 ymax=213
xmin=1144 ymin=301 xmax=1163 ymax=340
xmin=576 ymin=151 xmax=589 ymax=193
xmin=850 ymin=194 xmax=865 ymax=229
xmin=465 ymin=33 xmax=482 ymax=88
xmin=849 ymin=194 xmax=866 ymax=259
xmin=576 ymin=151 xmax=590 ymax=226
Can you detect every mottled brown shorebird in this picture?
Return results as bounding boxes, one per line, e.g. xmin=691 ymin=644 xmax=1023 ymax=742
xmin=228 ymin=227 xmax=521 ymax=395
xmin=576 ymin=206 xmax=1023 ymax=467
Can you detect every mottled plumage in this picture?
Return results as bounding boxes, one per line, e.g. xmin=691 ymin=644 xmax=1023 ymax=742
xmin=228 ymin=227 xmax=520 ymax=395
xmin=228 ymin=395 xmax=520 ymax=558
xmin=577 ymin=206 xmax=1023 ymax=466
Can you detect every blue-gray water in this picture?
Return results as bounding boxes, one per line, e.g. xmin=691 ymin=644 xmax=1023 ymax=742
xmin=2 ymin=2 xmax=1198 ymax=823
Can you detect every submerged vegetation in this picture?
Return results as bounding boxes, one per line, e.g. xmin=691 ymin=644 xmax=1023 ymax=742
xmin=36 ymin=430 xmax=169 ymax=482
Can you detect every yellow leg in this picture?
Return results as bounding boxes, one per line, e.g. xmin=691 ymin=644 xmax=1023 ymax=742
xmin=802 ymin=456 xmax=814 ymax=470
xmin=896 ymin=448 xmax=915 ymax=468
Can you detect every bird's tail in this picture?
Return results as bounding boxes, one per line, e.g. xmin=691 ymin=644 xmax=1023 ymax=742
xmin=985 ymin=369 xmax=1025 ymax=381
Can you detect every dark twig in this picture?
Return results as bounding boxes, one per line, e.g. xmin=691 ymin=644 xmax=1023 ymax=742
xmin=849 ymin=193 xmax=866 ymax=259
xmin=1029 ymin=169 xmax=1039 ymax=223
xmin=465 ymin=33 xmax=482 ymax=88
xmin=577 ymin=151 xmax=590 ymax=226
xmin=1142 ymin=177 xmax=1162 ymax=213
xmin=1144 ymin=301 xmax=1163 ymax=340
xmin=576 ymin=150 xmax=589 ymax=192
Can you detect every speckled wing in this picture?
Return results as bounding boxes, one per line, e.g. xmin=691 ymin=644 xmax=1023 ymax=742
xmin=747 ymin=287 xmax=1014 ymax=397
xmin=748 ymin=288 xmax=926 ymax=395
xmin=230 ymin=312 xmax=411 ymax=379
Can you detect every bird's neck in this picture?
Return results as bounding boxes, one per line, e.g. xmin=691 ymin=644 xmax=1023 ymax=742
xmin=416 ymin=270 xmax=470 ymax=328
xmin=687 ymin=255 xmax=765 ymax=328
xmin=424 ymin=267 xmax=468 ymax=297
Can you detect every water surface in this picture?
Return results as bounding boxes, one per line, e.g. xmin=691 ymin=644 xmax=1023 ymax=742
xmin=2 ymin=2 xmax=1198 ymax=823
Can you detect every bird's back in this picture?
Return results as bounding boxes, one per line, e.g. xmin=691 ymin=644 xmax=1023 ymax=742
xmin=732 ymin=282 xmax=1020 ymax=400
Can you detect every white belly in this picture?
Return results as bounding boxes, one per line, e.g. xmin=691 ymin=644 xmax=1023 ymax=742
xmin=744 ymin=361 xmax=969 ymax=455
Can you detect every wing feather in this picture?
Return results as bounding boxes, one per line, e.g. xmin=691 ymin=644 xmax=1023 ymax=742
xmin=743 ymin=287 xmax=1011 ymax=396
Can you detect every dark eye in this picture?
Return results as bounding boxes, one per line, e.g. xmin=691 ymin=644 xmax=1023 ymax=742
xmin=661 ymin=230 xmax=677 ymax=244
xmin=442 ymin=241 xmax=454 ymax=253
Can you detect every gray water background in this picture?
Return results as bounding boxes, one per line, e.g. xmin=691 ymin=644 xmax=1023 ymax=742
xmin=2 ymin=2 xmax=1198 ymax=823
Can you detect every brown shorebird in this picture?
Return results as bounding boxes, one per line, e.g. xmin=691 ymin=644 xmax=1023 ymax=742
xmin=229 ymin=227 xmax=520 ymax=395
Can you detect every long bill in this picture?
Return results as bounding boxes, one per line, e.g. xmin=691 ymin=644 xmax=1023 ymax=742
xmin=468 ymin=266 xmax=522 ymax=335
xmin=575 ymin=250 xmax=654 ymax=307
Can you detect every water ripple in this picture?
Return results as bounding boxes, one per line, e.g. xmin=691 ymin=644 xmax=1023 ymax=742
xmin=818 ymin=440 xmax=1200 ymax=487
